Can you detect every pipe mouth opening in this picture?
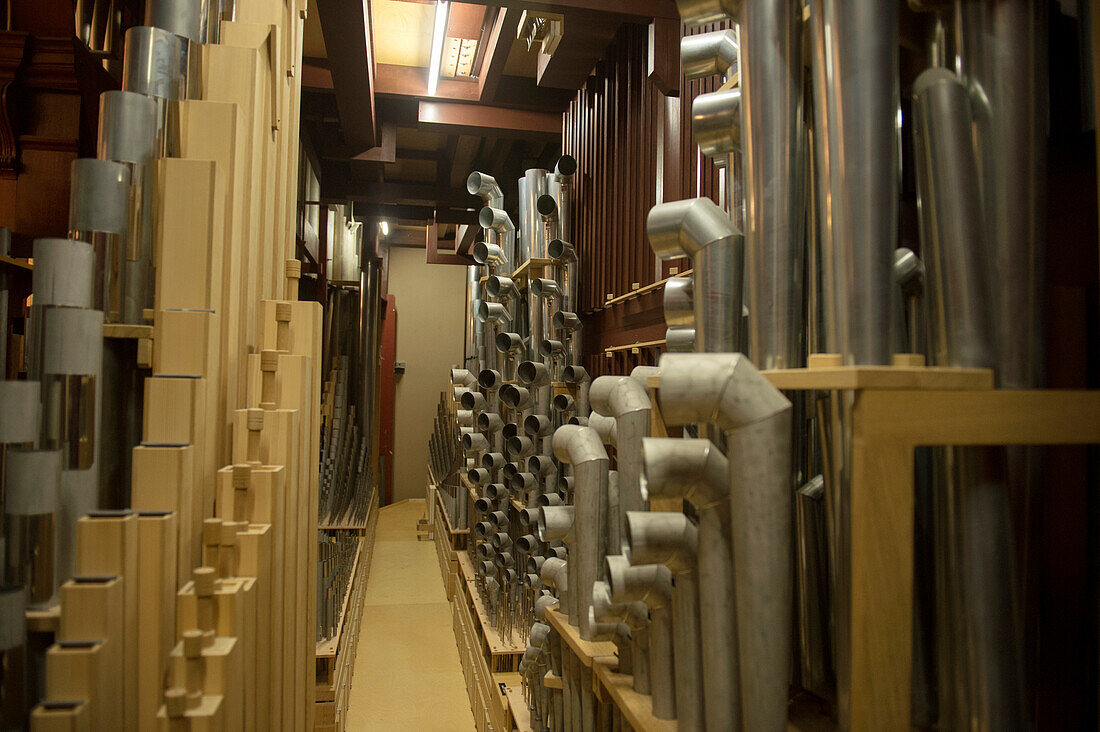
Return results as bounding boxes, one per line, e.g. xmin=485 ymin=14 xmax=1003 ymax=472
xmin=555 ymin=154 xmax=577 ymax=177
xmin=477 ymin=369 xmax=500 ymax=390
xmin=478 ymin=206 xmax=498 ymax=229
xmin=548 ymin=238 xmax=572 ymax=260
xmin=517 ymin=361 xmax=543 ymax=384
xmin=502 ymin=462 xmax=519 ymax=480
xmin=523 ymin=414 xmax=545 ymax=436
xmin=472 ymin=241 xmax=491 ymax=264
xmin=505 ymin=436 xmax=526 ymax=455
xmin=552 ymin=393 xmax=574 ymax=411
xmin=474 ymin=519 xmax=492 ymax=536
xmin=502 ymin=422 xmax=519 ymax=440
xmin=536 ymin=194 xmax=557 ymax=217
xmin=460 ymin=391 xmax=481 ymax=410
xmin=495 ymin=332 xmax=517 ymax=353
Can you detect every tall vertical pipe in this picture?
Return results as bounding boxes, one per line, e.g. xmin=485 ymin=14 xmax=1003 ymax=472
xmin=589 ymin=376 xmax=650 ymax=549
xmin=912 ymin=63 xmax=1024 ymax=730
xmin=121 ymin=26 xmax=188 ymax=156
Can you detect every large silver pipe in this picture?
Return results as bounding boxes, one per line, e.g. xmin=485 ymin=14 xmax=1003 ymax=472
xmin=5 ymin=449 xmax=61 ymax=609
xmin=0 ymin=586 xmax=26 ymax=727
xmin=550 ymin=425 xmax=607 ymax=640
xmin=41 ymin=308 xmax=104 ymax=586
xmin=658 ymin=353 xmax=792 ymax=732
xmin=553 ymin=156 xmax=576 ymax=246
xmin=664 ymin=276 xmax=694 ymax=330
xmin=809 ymin=0 xmax=897 ymax=365
xmin=740 ymin=0 xmax=806 ymax=369
xmin=144 ymin=0 xmax=202 ymax=43
xmin=359 ymin=258 xmax=382 ymax=463
xmin=97 ymin=91 xmax=157 ymax=324
xmin=69 ymin=159 xmax=130 ymax=324
xmin=648 ymin=198 xmax=742 ymax=353
xmin=642 ymin=437 xmax=738 ymax=732
xmin=520 ymin=169 xmax=550 ymax=260
xmin=912 ymin=62 xmax=1024 ymax=730
xmin=625 ymin=512 xmax=702 ymax=731
xmin=121 ymin=26 xmax=188 ymax=155
xmin=606 ymin=556 xmax=675 ymax=720
xmin=589 ymin=375 xmax=650 ymax=553
xmin=464 ymin=266 xmax=482 ymax=374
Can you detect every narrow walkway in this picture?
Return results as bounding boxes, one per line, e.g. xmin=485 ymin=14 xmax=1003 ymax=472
xmin=345 ymin=499 xmax=475 ymax=731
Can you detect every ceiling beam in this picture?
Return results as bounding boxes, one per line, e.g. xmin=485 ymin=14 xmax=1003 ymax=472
xmin=494 ymin=0 xmax=678 ymax=21
xmin=427 ymin=222 xmax=476 ymax=265
xmin=478 ymin=8 xmax=522 ymax=102
xmin=418 ymin=101 xmax=561 ymax=139
xmin=376 ymin=63 xmax=480 ymax=102
xmin=537 ymin=12 xmax=621 ymax=89
xmin=315 ymin=0 xmax=378 ymax=148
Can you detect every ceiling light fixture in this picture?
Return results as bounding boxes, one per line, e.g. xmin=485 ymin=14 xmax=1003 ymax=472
xmin=427 ymin=0 xmax=450 ymax=96
xmin=380 ymin=220 xmax=390 ymax=237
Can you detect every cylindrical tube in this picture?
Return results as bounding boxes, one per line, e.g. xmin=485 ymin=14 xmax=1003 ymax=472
xmin=5 ymin=448 xmax=62 ymax=608
xmin=68 ymin=159 xmax=131 ymax=324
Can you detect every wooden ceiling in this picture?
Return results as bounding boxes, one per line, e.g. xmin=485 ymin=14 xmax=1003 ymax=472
xmin=303 ymin=0 xmax=679 ymax=240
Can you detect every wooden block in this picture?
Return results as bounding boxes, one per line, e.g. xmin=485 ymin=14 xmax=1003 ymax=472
xmin=169 ymin=636 xmax=242 ymax=732
xmin=234 ymin=406 xmax=300 ymax=726
xmin=200 ymin=42 xmax=264 ymax=426
xmin=154 ymin=158 xmax=226 ymax=312
xmin=235 ymin=524 xmax=272 ymax=732
xmin=176 ymin=99 xmax=248 ymax=475
xmin=30 ymin=700 xmax=91 ymax=731
xmin=143 ymin=376 xmax=204 ymax=444
xmin=73 ymin=512 xmax=139 ymax=731
xmin=141 ymin=376 xmax=209 ymax=566
xmin=132 ymin=445 xmax=196 ymax=581
xmin=156 ymin=693 xmax=224 ymax=731
xmin=57 ymin=577 xmax=124 ymax=728
xmin=152 ymin=309 xmax=217 ymax=379
xmin=137 ymin=511 xmax=179 ymax=731
xmin=219 ymin=451 xmax=287 ymax=729
xmin=44 ymin=642 xmax=109 ymax=727
xmin=137 ymin=338 xmax=153 ymax=369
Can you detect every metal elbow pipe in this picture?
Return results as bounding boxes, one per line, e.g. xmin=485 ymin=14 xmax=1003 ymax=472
xmin=681 ymin=29 xmax=739 ymax=80
xmin=467 ymin=171 xmax=504 ymax=206
xmin=539 ymin=339 xmax=567 ymax=360
xmin=548 ymin=238 xmax=576 ymax=262
xmin=462 ymin=390 xmax=487 ymax=412
xmin=524 ymin=415 xmax=553 ymax=438
xmin=591 ymin=374 xmax=652 ymax=537
xmin=656 ymin=353 xmax=792 ymax=732
xmin=626 ymin=511 xmax=703 ymax=731
xmin=473 ymin=241 xmax=506 ymax=267
xmin=552 ymin=425 xmax=609 ymax=640
xmin=606 ymin=556 xmax=675 ymax=719
xmin=648 ymin=198 xmax=743 ymax=353
xmin=476 ymin=412 xmax=503 ymax=434
xmin=553 ymin=311 xmax=581 ymax=331
xmin=641 ymin=437 xmax=728 ymax=506
xmin=666 ymin=327 xmax=696 ymax=353
xmin=589 ymin=412 xmax=617 ymax=447
xmin=463 ymin=433 xmax=489 ymax=453
xmin=481 ymin=452 xmax=506 ymax=471
xmin=507 ymin=435 xmax=535 ymax=459
xmin=562 ymin=365 xmax=591 ymax=418
xmin=456 ymin=409 xmax=474 ymax=427
xmin=479 ymin=206 xmax=515 ymax=234
xmin=478 ymin=369 xmax=502 ymax=391
xmin=451 ymin=368 xmax=477 ymax=386
xmin=486 ymin=275 xmax=520 ymax=299
xmin=484 ymin=483 xmax=509 ymax=501
xmin=664 ymin=276 xmax=694 ymax=327
xmin=552 ymin=393 xmax=575 ymax=413
xmin=500 ymin=384 xmax=532 ymax=410
xmin=642 ymin=437 xmax=739 ymax=731
xmin=517 ymin=361 xmax=550 ymax=387
xmin=511 ymin=471 xmax=538 ymax=495
xmin=677 ymin=0 xmax=741 ymax=26
xmin=693 ymin=88 xmax=743 ymax=158
xmin=468 ymin=467 xmax=491 ymax=487
xmin=477 ymin=300 xmax=512 ymax=324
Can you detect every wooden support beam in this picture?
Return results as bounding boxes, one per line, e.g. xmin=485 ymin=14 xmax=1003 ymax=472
xmin=478 ymin=8 xmax=522 ymax=101
xmin=418 ymin=101 xmax=561 ymax=139
xmin=648 ymin=17 xmax=680 ymax=96
xmin=315 ymin=0 xmax=377 ymax=148
xmin=536 ymin=12 xmax=621 ymax=90
xmin=376 ymin=62 xmax=479 ymax=101
xmin=426 ymin=221 xmax=475 ymax=265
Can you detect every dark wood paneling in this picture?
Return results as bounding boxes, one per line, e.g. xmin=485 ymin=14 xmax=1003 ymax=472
xmin=562 ymin=23 xmax=722 ymax=375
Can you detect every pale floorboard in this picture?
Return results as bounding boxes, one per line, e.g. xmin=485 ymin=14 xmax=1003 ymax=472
xmin=345 ymin=499 xmax=476 ymax=731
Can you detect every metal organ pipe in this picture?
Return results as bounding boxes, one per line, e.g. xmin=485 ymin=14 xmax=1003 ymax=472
xmin=648 ymin=197 xmax=743 ymax=353
xmin=658 ymin=353 xmax=793 ymax=732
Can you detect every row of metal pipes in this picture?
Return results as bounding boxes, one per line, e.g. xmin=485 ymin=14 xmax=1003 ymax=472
xmin=439 ymin=0 xmax=1048 ymax=730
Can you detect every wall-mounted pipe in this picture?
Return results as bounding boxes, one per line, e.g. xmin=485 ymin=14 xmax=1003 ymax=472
xmin=591 ymin=580 xmax=651 ymax=693
xmin=648 ymin=198 xmax=743 ymax=353
xmin=681 ymin=29 xmax=739 ymax=80
xmin=539 ymin=518 xmax=576 ymax=622
xmin=479 ymin=207 xmax=517 ymax=274
xmin=657 ymin=353 xmax=792 ymax=732
xmin=642 ymin=437 xmax=738 ymax=732
xmin=666 ymin=327 xmax=696 ymax=353
xmin=561 ymin=366 xmax=591 ymax=421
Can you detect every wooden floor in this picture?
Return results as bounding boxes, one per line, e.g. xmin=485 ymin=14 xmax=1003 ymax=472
xmin=345 ymin=499 xmax=476 ymax=731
